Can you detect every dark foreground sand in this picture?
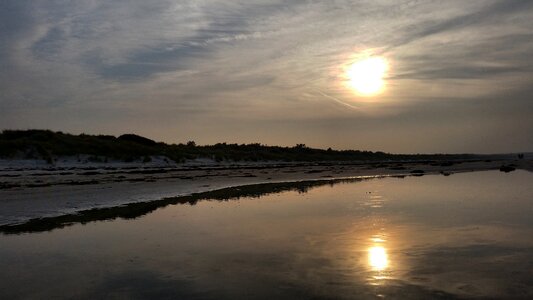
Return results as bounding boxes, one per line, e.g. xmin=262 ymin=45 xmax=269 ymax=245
xmin=0 ymin=158 xmax=531 ymax=227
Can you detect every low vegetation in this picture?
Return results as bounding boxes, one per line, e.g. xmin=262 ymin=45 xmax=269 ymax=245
xmin=0 ymin=129 xmax=478 ymax=163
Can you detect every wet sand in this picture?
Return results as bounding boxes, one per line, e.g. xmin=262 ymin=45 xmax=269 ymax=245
xmin=0 ymin=158 xmax=531 ymax=226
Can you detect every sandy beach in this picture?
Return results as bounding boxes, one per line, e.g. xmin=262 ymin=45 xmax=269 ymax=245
xmin=1 ymin=158 xmax=531 ymax=227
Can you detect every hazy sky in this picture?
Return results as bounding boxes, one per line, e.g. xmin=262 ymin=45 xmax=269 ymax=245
xmin=1 ymin=0 xmax=532 ymax=153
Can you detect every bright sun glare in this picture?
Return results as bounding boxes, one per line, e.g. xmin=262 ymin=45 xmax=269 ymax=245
xmin=347 ymin=57 xmax=388 ymax=96
xmin=368 ymin=246 xmax=389 ymax=271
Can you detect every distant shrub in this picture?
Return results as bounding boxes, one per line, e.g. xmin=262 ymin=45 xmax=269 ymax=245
xmin=118 ymin=134 xmax=156 ymax=146
xmin=0 ymin=129 xmax=481 ymax=163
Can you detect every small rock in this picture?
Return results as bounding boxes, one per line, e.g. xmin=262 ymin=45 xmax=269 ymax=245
xmin=499 ymin=165 xmax=516 ymax=173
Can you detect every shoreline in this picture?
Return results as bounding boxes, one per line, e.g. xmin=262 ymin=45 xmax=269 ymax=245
xmin=1 ymin=158 xmax=531 ymax=228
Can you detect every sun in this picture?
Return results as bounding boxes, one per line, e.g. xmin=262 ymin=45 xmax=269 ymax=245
xmin=346 ymin=57 xmax=388 ymax=96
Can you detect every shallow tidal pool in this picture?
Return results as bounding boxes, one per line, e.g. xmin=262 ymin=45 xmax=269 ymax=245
xmin=1 ymin=170 xmax=532 ymax=299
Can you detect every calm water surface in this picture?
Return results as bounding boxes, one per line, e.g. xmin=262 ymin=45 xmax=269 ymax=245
xmin=1 ymin=170 xmax=532 ymax=299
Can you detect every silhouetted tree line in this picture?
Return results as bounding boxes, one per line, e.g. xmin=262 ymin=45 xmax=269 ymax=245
xmin=0 ymin=129 xmax=478 ymax=163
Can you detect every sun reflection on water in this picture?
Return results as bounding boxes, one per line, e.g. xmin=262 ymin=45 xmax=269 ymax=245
xmin=368 ymin=246 xmax=389 ymax=271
